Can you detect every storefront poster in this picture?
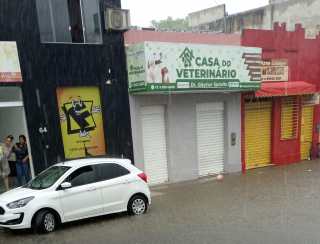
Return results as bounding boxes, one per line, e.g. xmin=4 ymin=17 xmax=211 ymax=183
xmin=56 ymin=87 xmax=106 ymax=159
xmin=262 ymin=59 xmax=288 ymax=82
xmin=126 ymin=42 xmax=262 ymax=93
xmin=0 ymin=42 xmax=22 ymax=82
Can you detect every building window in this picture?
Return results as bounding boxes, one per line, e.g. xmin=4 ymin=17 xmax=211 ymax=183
xmin=280 ymin=97 xmax=299 ymax=140
xmin=36 ymin=0 xmax=102 ymax=44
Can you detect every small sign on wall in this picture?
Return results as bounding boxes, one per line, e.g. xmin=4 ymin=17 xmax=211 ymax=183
xmin=305 ymin=26 xmax=320 ymax=39
xmin=262 ymin=59 xmax=288 ymax=82
xmin=56 ymin=86 xmax=106 ymax=159
xmin=0 ymin=42 xmax=22 ymax=83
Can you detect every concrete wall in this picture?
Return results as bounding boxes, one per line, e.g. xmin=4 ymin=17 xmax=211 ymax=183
xmin=0 ymin=107 xmax=27 ymax=143
xmin=272 ymin=0 xmax=320 ymax=36
xmin=224 ymin=7 xmax=271 ymax=33
xmin=0 ymin=87 xmax=25 ymax=142
xmin=191 ymin=0 xmax=320 ymax=38
xmin=270 ymin=0 xmax=291 ymax=3
xmin=130 ymin=93 xmax=242 ymax=183
xmin=188 ymin=4 xmax=226 ymax=28
xmin=191 ymin=6 xmax=270 ymax=33
xmin=0 ymin=87 xmax=22 ymax=102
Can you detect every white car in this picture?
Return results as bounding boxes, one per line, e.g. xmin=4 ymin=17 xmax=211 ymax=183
xmin=0 ymin=158 xmax=151 ymax=233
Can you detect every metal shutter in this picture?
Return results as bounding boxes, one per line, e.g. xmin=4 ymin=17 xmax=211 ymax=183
xmin=141 ymin=106 xmax=168 ymax=185
xmin=280 ymin=97 xmax=299 ymax=140
xmin=301 ymin=96 xmax=314 ymax=160
xmin=245 ymin=99 xmax=272 ymax=170
xmin=196 ymin=102 xmax=224 ymax=176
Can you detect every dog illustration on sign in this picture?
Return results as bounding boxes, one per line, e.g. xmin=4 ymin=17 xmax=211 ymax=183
xmin=147 ymin=52 xmax=171 ymax=83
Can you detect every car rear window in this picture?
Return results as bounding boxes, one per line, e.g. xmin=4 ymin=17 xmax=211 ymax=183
xmin=95 ymin=163 xmax=130 ymax=182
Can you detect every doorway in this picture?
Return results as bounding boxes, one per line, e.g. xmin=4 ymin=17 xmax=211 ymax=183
xmin=301 ymin=96 xmax=315 ymax=160
xmin=196 ymin=102 xmax=225 ymax=176
xmin=244 ymin=99 xmax=272 ymax=170
xmin=141 ymin=105 xmax=169 ymax=185
xmin=0 ymin=87 xmax=34 ymax=190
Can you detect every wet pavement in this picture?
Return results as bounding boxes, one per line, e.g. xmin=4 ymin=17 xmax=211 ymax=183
xmin=1 ymin=160 xmax=320 ymax=243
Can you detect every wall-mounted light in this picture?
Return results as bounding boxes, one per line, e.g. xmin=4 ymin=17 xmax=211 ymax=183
xmin=105 ymin=68 xmax=112 ymax=85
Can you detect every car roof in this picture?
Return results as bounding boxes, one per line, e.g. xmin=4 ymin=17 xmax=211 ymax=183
xmin=54 ymin=158 xmax=132 ymax=168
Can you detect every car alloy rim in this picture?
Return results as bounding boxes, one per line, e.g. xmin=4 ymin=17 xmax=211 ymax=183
xmin=132 ymin=198 xmax=146 ymax=215
xmin=44 ymin=213 xmax=55 ymax=232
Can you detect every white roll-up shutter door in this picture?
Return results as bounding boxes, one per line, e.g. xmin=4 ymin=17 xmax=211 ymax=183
xmin=141 ymin=106 xmax=168 ymax=185
xmin=196 ymin=102 xmax=224 ymax=176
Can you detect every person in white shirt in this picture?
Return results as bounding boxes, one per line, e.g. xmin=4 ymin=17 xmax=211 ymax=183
xmin=0 ymin=136 xmax=12 ymax=191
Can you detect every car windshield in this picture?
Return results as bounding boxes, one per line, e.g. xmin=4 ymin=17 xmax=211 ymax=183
xmin=25 ymin=166 xmax=71 ymax=190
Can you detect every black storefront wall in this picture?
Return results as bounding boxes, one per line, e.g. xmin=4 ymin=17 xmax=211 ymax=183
xmin=0 ymin=0 xmax=133 ymax=174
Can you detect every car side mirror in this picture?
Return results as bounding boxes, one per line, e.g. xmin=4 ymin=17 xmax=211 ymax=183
xmin=60 ymin=182 xmax=72 ymax=190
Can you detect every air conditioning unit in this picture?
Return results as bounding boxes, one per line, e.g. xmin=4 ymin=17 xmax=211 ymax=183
xmin=105 ymin=8 xmax=130 ymax=31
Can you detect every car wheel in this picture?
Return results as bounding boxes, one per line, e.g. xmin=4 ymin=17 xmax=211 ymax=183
xmin=128 ymin=195 xmax=148 ymax=216
xmin=33 ymin=210 xmax=57 ymax=233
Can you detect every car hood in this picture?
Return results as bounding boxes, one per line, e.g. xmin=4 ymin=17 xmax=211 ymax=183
xmin=0 ymin=187 xmax=40 ymax=204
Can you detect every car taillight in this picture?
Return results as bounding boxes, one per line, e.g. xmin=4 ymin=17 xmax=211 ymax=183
xmin=138 ymin=173 xmax=148 ymax=183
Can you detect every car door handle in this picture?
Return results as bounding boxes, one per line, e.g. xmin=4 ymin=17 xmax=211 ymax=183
xmin=87 ymin=187 xmax=97 ymax=192
xmin=122 ymin=180 xmax=130 ymax=185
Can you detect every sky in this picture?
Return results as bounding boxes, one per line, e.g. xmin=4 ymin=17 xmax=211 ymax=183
xmin=121 ymin=0 xmax=269 ymax=27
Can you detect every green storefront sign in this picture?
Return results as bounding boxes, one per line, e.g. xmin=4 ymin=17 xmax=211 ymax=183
xmin=126 ymin=42 xmax=262 ymax=93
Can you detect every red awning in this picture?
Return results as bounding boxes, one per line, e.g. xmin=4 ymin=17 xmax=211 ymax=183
xmin=255 ymin=81 xmax=317 ymax=97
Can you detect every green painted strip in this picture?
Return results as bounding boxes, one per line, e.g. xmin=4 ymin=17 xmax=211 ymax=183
xmin=129 ymin=81 xmax=261 ymax=94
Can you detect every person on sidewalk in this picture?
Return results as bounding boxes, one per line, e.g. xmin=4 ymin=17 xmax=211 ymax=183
xmin=13 ymin=135 xmax=30 ymax=186
xmin=0 ymin=136 xmax=12 ymax=191
xmin=6 ymin=135 xmax=17 ymax=188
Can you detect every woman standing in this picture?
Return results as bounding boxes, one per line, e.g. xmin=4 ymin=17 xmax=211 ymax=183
xmin=13 ymin=135 xmax=30 ymax=186
xmin=0 ymin=136 xmax=12 ymax=191
xmin=6 ymin=135 xmax=16 ymax=187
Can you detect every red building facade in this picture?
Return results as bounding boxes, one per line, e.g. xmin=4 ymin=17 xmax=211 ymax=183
xmin=241 ymin=23 xmax=320 ymax=171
